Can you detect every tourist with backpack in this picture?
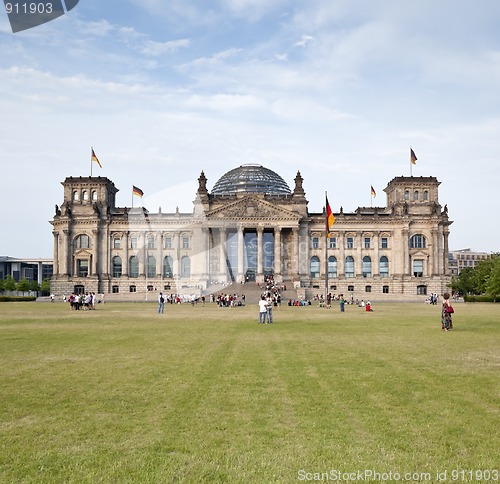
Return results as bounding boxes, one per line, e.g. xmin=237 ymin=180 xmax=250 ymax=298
xmin=158 ymin=292 xmax=165 ymax=314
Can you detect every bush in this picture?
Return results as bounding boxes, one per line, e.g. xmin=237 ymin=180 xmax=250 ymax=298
xmin=464 ymin=294 xmax=498 ymax=303
xmin=0 ymin=296 xmax=37 ymax=302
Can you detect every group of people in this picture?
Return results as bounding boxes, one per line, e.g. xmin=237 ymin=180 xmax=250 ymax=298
xmin=66 ymin=292 xmax=97 ymax=310
xmin=258 ymin=294 xmax=275 ymax=323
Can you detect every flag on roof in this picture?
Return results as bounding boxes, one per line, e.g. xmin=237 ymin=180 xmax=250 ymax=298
xmin=132 ymin=185 xmax=144 ymax=197
xmin=91 ymin=148 xmax=102 ymax=168
xmin=326 ymin=195 xmax=335 ymax=237
xmin=410 ymin=148 xmax=417 ymax=165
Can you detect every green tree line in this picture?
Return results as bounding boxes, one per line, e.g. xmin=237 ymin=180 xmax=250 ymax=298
xmin=451 ymin=254 xmax=500 ymax=301
xmin=0 ymin=276 xmax=51 ymax=294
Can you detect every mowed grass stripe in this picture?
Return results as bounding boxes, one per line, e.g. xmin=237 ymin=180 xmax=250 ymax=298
xmin=0 ymin=301 xmax=498 ymax=482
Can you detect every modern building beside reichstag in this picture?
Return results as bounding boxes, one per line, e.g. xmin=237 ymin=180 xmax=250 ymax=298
xmin=50 ymin=164 xmax=452 ymax=299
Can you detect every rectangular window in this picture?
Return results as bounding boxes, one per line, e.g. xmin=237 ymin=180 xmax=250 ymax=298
xmin=364 ymin=238 xmax=371 ymax=249
xmin=383 ymin=285 xmax=390 ymax=294
xmin=113 ymin=238 xmax=121 ymax=249
xmin=312 ymin=237 xmax=319 ymax=249
xmin=347 ymin=237 xmax=354 ymax=249
xmin=381 ymin=237 xmax=388 ymax=249
xmin=164 ymin=237 xmax=172 ymax=249
xmin=413 ymin=259 xmax=424 ymax=277
xmin=147 ymin=237 xmax=155 ymax=249
xmin=130 ymin=237 xmax=138 ymax=249
xmin=77 ymin=259 xmax=89 ymax=278
xmin=329 ymin=237 xmax=337 ymax=249
xmin=129 ymin=285 xmax=136 ymax=293
xmin=112 ymin=285 xmax=119 ymax=293
xmin=182 ymin=237 xmax=190 ymax=249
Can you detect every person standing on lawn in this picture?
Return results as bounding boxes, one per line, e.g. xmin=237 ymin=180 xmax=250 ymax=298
xmin=441 ymin=292 xmax=453 ymax=331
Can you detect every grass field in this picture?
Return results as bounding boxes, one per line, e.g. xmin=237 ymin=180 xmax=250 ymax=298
xmin=0 ymin=301 xmax=498 ymax=483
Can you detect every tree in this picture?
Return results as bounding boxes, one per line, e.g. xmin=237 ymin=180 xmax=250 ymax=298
xmin=40 ymin=278 xmax=51 ymax=295
xmin=4 ymin=275 xmax=17 ymax=291
xmin=29 ymin=280 xmax=40 ymax=292
xmin=0 ymin=278 xmax=4 ymax=292
xmin=16 ymin=278 xmax=31 ymax=292
xmin=486 ymin=256 xmax=500 ymax=301
xmin=451 ymin=267 xmax=475 ymax=295
xmin=472 ymin=258 xmax=495 ymax=294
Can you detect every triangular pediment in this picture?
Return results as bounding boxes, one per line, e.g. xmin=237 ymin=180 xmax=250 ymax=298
xmin=206 ymin=196 xmax=301 ymax=222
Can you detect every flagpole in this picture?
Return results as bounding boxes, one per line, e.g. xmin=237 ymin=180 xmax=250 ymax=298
xmin=131 ymin=187 xmax=134 ymax=208
xmin=410 ymin=146 xmax=413 ymax=177
xmin=90 ymin=147 xmax=93 ymax=177
xmin=324 ymin=191 xmax=329 ymax=308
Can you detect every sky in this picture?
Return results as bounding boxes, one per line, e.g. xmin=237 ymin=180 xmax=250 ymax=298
xmin=1 ymin=0 xmax=499 ymax=257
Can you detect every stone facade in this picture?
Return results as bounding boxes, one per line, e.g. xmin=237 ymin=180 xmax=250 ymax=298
xmin=50 ymin=167 xmax=452 ymax=298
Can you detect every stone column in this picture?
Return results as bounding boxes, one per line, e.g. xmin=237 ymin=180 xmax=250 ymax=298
xmin=257 ymin=227 xmax=264 ymax=281
xmin=219 ymin=228 xmax=227 ymax=279
xmin=356 ymin=232 xmax=363 ymax=277
xmin=237 ymin=225 xmax=244 ymax=283
xmin=274 ymin=226 xmax=282 ymax=280
xmin=140 ymin=232 xmax=146 ymax=276
xmin=402 ymin=229 xmax=410 ymax=275
xmin=373 ymin=232 xmax=380 ymax=276
xmin=63 ymin=229 xmax=71 ymax=276
xmin=123 ymin=232 xmax=129 ymax=276
xmin=338 ymin=233 xmax=345 ymax=276
xmin=52 ymin=231 xmax=59 ymax=276
xmin=292 ymin=227 xmax=299 ymax=279
xmin=159 ymin=233 xmax=164 ymax=279
xmin=443 ymin=227 xmax=450 ymax=275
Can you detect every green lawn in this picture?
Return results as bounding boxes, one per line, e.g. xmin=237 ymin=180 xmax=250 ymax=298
xmin=0 ymin=301 xmax=498 ymax=483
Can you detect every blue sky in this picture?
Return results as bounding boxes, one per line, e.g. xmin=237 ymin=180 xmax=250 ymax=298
xmin=1 ymin=0 xmax=499 ymax=257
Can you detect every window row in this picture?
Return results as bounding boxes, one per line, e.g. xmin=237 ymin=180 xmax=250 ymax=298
xmin=311 ymin=234 xmax=427 ymax=250
xmin=114 ymin=235 xmax=190 ymax=250
xmin=74 ymin=234 xmax=192 ymax=250
xmin=310 ymin=256 xmax=425 ymax=278
xmin=112 ymin=255 xmax=191 ymax=278
xmin=73 ymin=190 xmax=98 ymax=202
xmin=404 ymin=190 xmax=429 ymax=201
xmin=312 ymin=236 xmax=390 ymax=249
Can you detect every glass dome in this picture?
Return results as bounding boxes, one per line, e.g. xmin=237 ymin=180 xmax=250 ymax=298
xmin=211 ymin=164 xmax=291 ymax=196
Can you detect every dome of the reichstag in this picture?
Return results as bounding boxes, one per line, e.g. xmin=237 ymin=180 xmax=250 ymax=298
xmin=211 ymin=164 xmax=291 ymax=196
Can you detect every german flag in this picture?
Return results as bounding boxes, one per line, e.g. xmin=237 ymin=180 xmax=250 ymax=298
xmin=371 ymin=185 xmax=376 ymax=197
xmin=410 ymin=148 xmax=417 ymax=165
xmin=326 ymin=195 xmax=335 ymax=237
xmin=132 ymin=185 xmax=144 ymax=197
xmin=91 ymin=148 xmax=102 ymax=168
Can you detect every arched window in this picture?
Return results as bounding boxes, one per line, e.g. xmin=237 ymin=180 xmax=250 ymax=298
xmin=362 ymin=256 xmax=372 ymax=278
xmin=73 ymin=190 xmax=79 ymax=201
xmin=423 ymin=190 xmax=429 ymax=201
xmin=345 ymin=256 xmax=354 ymax=278
xmin=112 ymin=256 xmax=122 ymax=278
xmin=310 ymin=256 xmax=320 ymax=278
xmin=328 ymin=256 xmax=337 ymax=278
xmin=413 ymin=190 xmax=419 ymax=201
xmin=75 ymin=234 xmax=90 ymax=249
xmin=163 ymin=256 xmax=173 ymax=277
xmin=147 ymin=256 xmax=156 ymax=278
xmin=92 ymin=190 xmax=98 ymax=201
xmin=82 ymin=191 xmax=89 ymax=201
xmin=410 ymin=234 xmax=426 ymax=249
xmin=404 ymin=190 xmax=409 ymax=200
xmin=181 ymin=256 xmax=191 ymax=278
xmin=380 ymin=256 xmax=389 ymax=278
xmin=129 ymin=256 xmax=139 ymax=278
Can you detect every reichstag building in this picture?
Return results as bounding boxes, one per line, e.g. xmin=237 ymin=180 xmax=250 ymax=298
xmin=50 ymin=164 xmax=452 ymax=298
